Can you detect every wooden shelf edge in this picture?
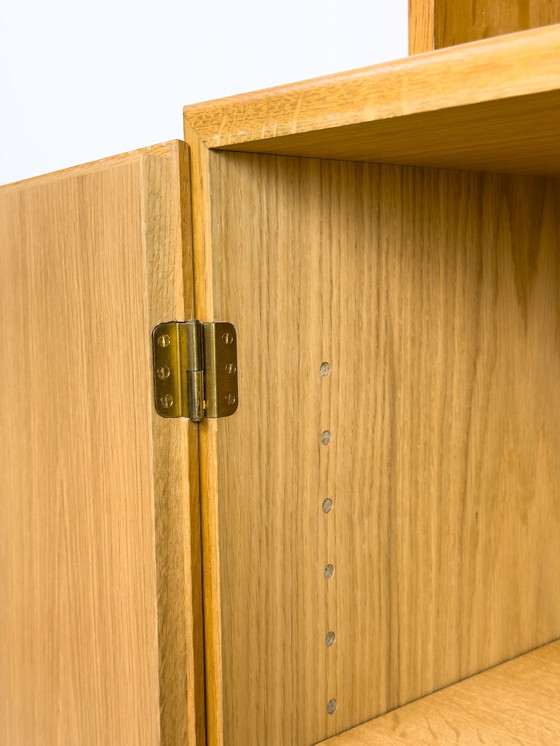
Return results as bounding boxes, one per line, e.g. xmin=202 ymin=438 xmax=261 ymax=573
xmin=318 ymin=639 xmax=560 ymax=745
xmin=183 ymin=24 xmax=560 ymax=150
xmin=183 ymin=25 xmax=560 ymax=174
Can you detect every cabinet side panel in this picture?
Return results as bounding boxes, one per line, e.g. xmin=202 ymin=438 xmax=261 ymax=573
xmin=204 ymin=152 xmax=560 ymax=744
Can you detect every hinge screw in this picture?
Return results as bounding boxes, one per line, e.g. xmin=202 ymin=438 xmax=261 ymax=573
xmin=225 ymin=362 xmax=237 ymax=374
xmin=160 ymin=394 xmax=174 ymax=409
xmin=222 ymin=332 xmax=235 ymax=345
xmin=157 ymin=334 xmax=171 ymax=348
xmin=224 ymin=392 xmax=236 ymax=406
xmin=157 ymin=365 xmax=171 ymax=380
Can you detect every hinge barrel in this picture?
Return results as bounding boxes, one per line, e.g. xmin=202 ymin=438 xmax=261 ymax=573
xmin=186 ymin=320 xmax=204 ymax=422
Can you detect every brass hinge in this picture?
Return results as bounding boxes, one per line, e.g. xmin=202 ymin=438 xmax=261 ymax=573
xmin=152 ymin=320 xmax=238 ymax=421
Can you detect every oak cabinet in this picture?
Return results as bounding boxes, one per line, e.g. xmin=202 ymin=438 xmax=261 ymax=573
xmin=2 ymin=6 xmax=560 ymax=746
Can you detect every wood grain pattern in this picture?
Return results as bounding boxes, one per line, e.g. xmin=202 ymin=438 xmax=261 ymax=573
xmin=410 ymin=0 xmax=560 ymax=53
xmin=320 ymin=640 xmax=560 ymax=744
xmin=183 ymin=25 xmax=560 ymax=174
xmin=408 ymin=0 xmax=434 ymax=54
xmin=0 ymin=141 xmax=204 ymax=745
xmin=183 ymin=138 xmax=560 ymax=745
xmin=142 ymin=143 xmax=206 ymax=746
xmin=183 ymin=121 xmax=225 ymax=746
xmin=434 ymin=0 xmax=560 ymax=50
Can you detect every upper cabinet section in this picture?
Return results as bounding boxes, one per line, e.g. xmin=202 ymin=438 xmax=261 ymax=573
xmin=409 ymin=0 xmax=560 ymax=54
xmin=183 ymin=24 xmax=560 ymax=175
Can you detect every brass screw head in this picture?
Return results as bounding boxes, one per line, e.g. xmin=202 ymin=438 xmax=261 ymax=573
xmin=157 ymin=365 xmax=171 ymax=380
xmin=225 ymin=362 xmax=237 ymax=375
xmin=160 ymin=394 xmax=174 ymax=409
xmin=224 ymin=392 xmax=236 ymax=406
xmin=158 ymin=334 xmax=171 ymax=348
xmin=222 ymin=332 xmax=234 ymax=345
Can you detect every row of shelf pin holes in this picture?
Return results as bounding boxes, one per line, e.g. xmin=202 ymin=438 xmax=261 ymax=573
xmin=321 ymin=361 xmax=337 ymax=716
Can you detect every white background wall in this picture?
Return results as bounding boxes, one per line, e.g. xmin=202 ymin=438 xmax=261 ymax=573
xmin=0 ymin=0 xmax=407 ymax=185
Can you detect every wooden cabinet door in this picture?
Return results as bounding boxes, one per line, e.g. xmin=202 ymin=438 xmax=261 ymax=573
xmin=0 ymin=142 xmax=204 ymax=746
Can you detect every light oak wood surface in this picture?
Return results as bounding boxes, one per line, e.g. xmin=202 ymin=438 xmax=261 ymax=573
xmin=184 ymin=25 xmax=560 ymax=174
xmin=182 ymin=133 xmax=560 ymax=745
xmin=409 ymin=0 xmax=560 ymax=53
xmin=183 ymin=122 xmax=225 ymax=746
xmin=408 ymin=0 xmax=435 ymax=55
xmin=320 ymin=640 xmax=560 ymax=745
xmin=436 ymin=0 xmax=560 ymax=51
xmin=0 ymin=142 xmax=204 ymax=745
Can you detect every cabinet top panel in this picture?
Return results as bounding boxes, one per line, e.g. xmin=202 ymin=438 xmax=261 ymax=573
xmin=183 ymin=24 xmax=560 ymax=174
xmin=0 ymin=141 xmax=181 ymax=192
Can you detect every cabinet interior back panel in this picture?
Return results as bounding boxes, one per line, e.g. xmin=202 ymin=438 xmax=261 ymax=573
xmin=202 ymin=152 xmax=560 ymax=746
